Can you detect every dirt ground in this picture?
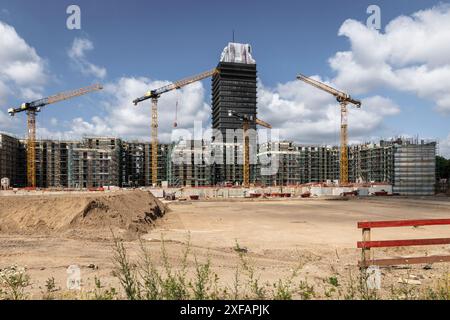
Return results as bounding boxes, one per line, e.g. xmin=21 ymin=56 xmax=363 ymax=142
xmin=0 ymin=190 xmax=166 ymax=239
xmin=1 ymin=193 xmax=450 ymax=299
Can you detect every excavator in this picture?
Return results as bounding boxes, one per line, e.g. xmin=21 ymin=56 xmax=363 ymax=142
xmin=297 ymin=74 xmax=361 ymax=185
xmin=133 ymin=69 xmax=219 ymax=186
xmin=8 ymin=84 xmax=103 ymax=187
xmin=228 ymin=110 xmax=272 ymax=188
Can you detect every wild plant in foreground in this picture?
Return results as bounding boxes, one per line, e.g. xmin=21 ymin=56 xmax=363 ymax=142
xmin=0 ymin=265 xmax=31 ymax=300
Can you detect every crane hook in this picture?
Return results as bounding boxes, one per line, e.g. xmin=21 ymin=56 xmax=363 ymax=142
xmin=173 ymin=100 xmax=178 ymax=128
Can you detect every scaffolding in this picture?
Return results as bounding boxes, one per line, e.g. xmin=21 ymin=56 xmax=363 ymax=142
xmin=258 ymin=138 xmax=436 ymax=195
xmin=391 ymin=138 xmax=436 ymax=195
xmin=167 ymin=140 xmax=212 ymax=187
xmin=0 ymin=133 xmax=26 ymax=187
xmin=4 ymin=135 xmax=437 ymax=195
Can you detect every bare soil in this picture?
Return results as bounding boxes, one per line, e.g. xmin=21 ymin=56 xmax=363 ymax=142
xmin=1 ymin=193 xmax=450 ymax=299
xmin=0 ymin=190 xmax=166 ymax=239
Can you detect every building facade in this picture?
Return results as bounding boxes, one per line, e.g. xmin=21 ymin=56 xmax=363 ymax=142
xmin=167 ymin=140 xmax=213 ymax=187
xmin=1 ymin=134 xmax=437 ymax=195
xmin=0 ymin=133 xmax=26 ymax=187
xmin=258 ymin=138 xmax=436 ymax=195
xmin=392 ymin=139 xmax=436 ymax=195
xmin=67 ymin=137 xmax=122 ymax=188
xmin=211 ymin=43 xmax=258 ymax=185
xmin=212 ymin=43 xmax=257 ymax=136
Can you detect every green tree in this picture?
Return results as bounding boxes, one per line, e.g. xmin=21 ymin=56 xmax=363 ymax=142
xmin=436 ymin=156 xmax=450 ymax=181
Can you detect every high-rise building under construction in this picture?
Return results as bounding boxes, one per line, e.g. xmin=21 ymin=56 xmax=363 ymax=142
xmin=212 ymin=43 xmax=257 ymax=138
xmin=211 ymin=43 xmax=258 ymax=185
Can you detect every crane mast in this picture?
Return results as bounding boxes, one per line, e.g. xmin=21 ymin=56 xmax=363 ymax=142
xmin=228 ymin=110 xmax=272 ymax=188
xmin=151 ymin=97 xmax=158 ymax=187
xmin=133 ymin=69 xmax=218 ymax=187
xmin=297 ymin=74 xmax=361 ymax=185
xmin=8 ymin=84 xmax=103 ymax=188
xmin=27 ymin=110 xmax=37 ymax=187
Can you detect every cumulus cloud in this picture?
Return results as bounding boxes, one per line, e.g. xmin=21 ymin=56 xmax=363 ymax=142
xmin=0 ymin=81 xmax=8 ymax=105
xmin=254 ymin=5 xmax=448 ymax=145
xmin=0 ymin=20 xmax=47 ymax=104
xmin=0 ymin=110 xmax=12 ymax=129
xmin=330 ymin=4 xmax=450 ymax=113
xmin=38 ymin=77 xmax=210 ymax=142
xmin=39 ymin=5 xmax=448 ymax=147
xmin=43 ymin=75 xmax=401 ymax=145
xmin=0 ymin=109 xmax=21 ymax=132
xmin=258 ymin=79 xmax=400 ymax=144
xmin=440 ymin=134 xmax=450 ymax=158
xmin=68 ymin=38 xmax=107 ymax=79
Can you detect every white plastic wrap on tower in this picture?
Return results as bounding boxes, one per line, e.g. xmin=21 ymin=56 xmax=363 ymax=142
xmin=220 ymin=43 xmax=256 ymax=64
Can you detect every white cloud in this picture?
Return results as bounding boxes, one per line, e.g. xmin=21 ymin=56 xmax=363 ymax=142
xmin=38 ymin=5 xmax=447 ymax=148
xmin=19 ymin=87 xmax=43 ymax=101
xmin=361 ymin=95 xmax=401 ymax=116
xmin=38 ymin=76 xmax=210 ymax=142
xmin=248 ymin=6 xmax=450 ymax=145
xmin=330 ymin=4 xmax=450 ymax=113
xmin=440 ymin=134 xmax=450 ymax=158
xmin=258 ymin=79 xmax=400 ymax=144
xmin=0 ymin=110 xmax=11 ymax=128
xmin=0 ymin=81 xmax=8 ymax=105
xmin=40 ymin=77 xmax=401 ymax=145
xmin=0 ymin=109 xmax=21 ymax=131
xmin=68 ymin=38 xmax=107 ymax=79
xmin=68 ymin=38 xmax=93 ymax=59
xmin=0 ymin=20 xmax=47 ymax=105
xmin=257 ymin=5 xmax=447 ymax=146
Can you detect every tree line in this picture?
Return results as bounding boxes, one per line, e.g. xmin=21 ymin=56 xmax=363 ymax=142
xmin=436 ymin=156 xmax=450 ymax=181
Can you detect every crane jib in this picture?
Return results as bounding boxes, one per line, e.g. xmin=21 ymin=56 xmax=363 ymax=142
xmin=133 ymin=69 xmax=217 ymax=106
xmin=297 ymin=72 xmax=361 ymax=185
xmin=9 ymin=84 xmax=103 ymax=115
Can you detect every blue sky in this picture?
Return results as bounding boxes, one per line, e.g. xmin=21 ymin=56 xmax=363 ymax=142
xmin=0 ymin=0 xmax=449 ymax=156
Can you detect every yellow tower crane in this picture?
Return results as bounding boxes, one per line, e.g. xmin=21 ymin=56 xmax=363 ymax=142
xmin=297 ymin=74 xmax=361 ymax=185
xmin=228 ymin=110 xmax=272 ymax=188
xmin=133 ymin=69 xmax=219 ymax=187
xmin=8 ymin=84 xmax=103 ymax=187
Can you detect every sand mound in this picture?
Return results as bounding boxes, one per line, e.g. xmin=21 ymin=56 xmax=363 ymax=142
xmin=0 ymin=190 xmax=166 ymax=239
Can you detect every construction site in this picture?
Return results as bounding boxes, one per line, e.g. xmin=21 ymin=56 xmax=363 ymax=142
xmin=0 ymin=43 xmax=439 ymax=196
xmin=1 ymin=42 xmax=449 ymax=300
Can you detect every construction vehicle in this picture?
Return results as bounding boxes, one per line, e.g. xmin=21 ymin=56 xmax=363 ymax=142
xmin=228 ymin=110 xmax=272 ymax=188
xmin=133 ymin=68 xmax=219 ymax=187
xmin=297 ymin=74 xmax=361 ymax=185
xmin=8 ymin=84 xmax=103 ymax=187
